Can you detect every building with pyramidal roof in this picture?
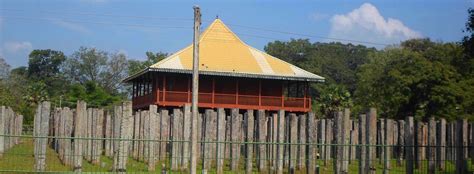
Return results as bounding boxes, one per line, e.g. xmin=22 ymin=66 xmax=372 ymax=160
xmin=124 ymin=19 xmax=324 ymax=112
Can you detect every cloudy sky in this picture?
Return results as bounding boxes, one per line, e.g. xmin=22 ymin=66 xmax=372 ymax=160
xmin=0 ymin=0 xmax=471 ymax=68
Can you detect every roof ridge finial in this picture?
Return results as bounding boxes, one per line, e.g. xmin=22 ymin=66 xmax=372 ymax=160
xmin=216 ymin=15 xmax=219 ymax=19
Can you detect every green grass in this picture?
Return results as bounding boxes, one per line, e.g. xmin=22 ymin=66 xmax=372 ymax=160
xmin=0 ymin=140 xmax=472 ymax=173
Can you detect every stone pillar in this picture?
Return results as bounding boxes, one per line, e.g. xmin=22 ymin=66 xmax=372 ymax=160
xmin=159 ymin=109 xmax=169 ymax=161
xmin=230 ymin=108 xmax=242 ymax=171
xmin=112 ymin=105 xmax=122 ymax=172
xmin=384 ymin=119 xmax=393 ymax=173
xmin=288 ymin=113 xmax=297 ymax=172
xmin=367 ymin=108 xmax=377 ymax=174
xmin=276 ymin=110 xmax=285 ymax=174
xmin=455 ymin=119 xmax=468 ymax=174
xmin=245 ymin=110 xmax=254 ymax=174
xmin=428 ymin=117 xmax=436 ymax=174
xmin=182 ymin=104 xmax=191 ymax=170
xmin=34 ymin=101 xmax=51 ymax=172
xmin=171 ymin=108 xmax=182 ymax=170
xmin=0 ymin=106 xmax=5 ymax=158
xmin=405 ymin=116 xmax=414 ymax=174
xmin=73 ymin=101 xmax=86 ymax=172
xmin=116 ymin=102 xmax=133 ymax=173
xmin=256 ymin=110 xmax=267 ymax=172
xmin=397 ymin=120 xmax=405 ymax=167
xmin=297 ymin=114 xmax=306 ymax=170
xmin=437 ymin=118 xmax=446 ymax=171
xmin=307 ymin=112 xmax=317 ymax=173
xmin=216 ymin=108 xmax=226 ymax=174
xmin=359 ymin=114 xmax=367 ymax=174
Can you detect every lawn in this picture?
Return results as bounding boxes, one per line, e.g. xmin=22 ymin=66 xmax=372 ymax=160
xmin=0 ymin=139 xmax=470 ymax=173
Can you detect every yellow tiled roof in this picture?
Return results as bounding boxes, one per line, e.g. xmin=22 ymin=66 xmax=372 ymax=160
xmin=130 ymin=19 xmax=324 ymax=82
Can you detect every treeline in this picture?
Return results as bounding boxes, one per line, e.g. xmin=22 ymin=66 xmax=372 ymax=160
xmin=0 ymin=47 xmax=167 ymax=124
xmin=265 ymin=9 xmax=474 ymax=121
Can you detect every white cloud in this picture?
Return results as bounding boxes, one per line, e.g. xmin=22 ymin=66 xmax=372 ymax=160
xmin=53 ymin=20 xmax=91 ymax=34
xmin=4 ymin=41 xmax=33 ymax=53
xmin=328 ymin=3 xmax=422 ymax=47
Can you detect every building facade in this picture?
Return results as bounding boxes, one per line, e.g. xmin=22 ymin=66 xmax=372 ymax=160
xmin=124 ymin=19 xmax=324 ymax=112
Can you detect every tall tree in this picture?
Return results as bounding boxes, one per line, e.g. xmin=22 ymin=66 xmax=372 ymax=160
xmin=0 ymin=57 xmax=10 ymax=79
xmin=64 ymin=47 xmax=129 ymax=92
xmin=128 ymin=51 xmax=168 ymax=75
xmin=27 ymin=49 xmax=66 ymax=80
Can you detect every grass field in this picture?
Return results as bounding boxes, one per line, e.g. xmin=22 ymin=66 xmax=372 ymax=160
xmin=0 ymin=139 xmax=470 ymax=173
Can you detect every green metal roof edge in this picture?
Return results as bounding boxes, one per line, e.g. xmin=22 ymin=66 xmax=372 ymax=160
xmin=123 ymin=67 xmax=325 ymax=83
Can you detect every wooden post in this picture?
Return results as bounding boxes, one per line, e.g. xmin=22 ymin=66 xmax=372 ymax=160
xmin=405 ymin=116 xmax=414 ymax=174
xmin=367 ymin=108 xmax=377 ymax=174
xmin=257 ymin=110 xmax=267 ymax=172
xmin=190 ymin=5 xmax=201 ymax=174
xmin=359 ymin=114 xmax=367 ymax=174
xmin=276 ymin=110 xmax=285 ymax=174
xmin=245 ymin=110 xmax=254 ymax=174
xmin=230 ymin=108 xmax=242 ymax=171
xmin=216 ymin=108 xmax=225 ymax=174
xmin=428 ymin=117 xmax=436 ymax=174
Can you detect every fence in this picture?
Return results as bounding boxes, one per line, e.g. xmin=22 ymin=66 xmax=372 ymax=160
xmin=0 ymin=101 xmax=474 ymax=173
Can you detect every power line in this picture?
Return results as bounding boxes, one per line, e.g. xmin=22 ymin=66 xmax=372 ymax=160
xmin=0 ymin=8 xmax=392 ymax=46
xmin=0 ymin=8 xmax=193 ymax=21
xmin=1 ymin=16 xmax=191 ymax=29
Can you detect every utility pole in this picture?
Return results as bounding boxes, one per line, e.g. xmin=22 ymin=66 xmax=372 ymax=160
xmin=190 ymin=5 xmax=201 ymax=174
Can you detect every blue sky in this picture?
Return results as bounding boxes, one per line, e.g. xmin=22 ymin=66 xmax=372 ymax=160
xmin=0 ymin=0 xmax=472 ymax=68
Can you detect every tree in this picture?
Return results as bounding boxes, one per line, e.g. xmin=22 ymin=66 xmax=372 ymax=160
xmin=27 ymin=49 xmax=66 ymax=80
xmin=64 ymin=47 xmax=129 ymax=92
xmin=128 ymin=51 xmax=168 ymax=75
xmin=355 ymin=40 xmax=466 ymax=120
xmin=0 ymin=57 xmax=10 ymax=79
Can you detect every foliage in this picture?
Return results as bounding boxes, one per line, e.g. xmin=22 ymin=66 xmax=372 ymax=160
xmin=64 ymin=81 xmax=122 ymax=108
xmin=63 ymin=47 xmax=129 ymax=92
xmin=0 ymin=57 xmax=10 ymax=79
xmin=314 ymin=83 xmax=353 ymax=117
xmin=128 ymin=51 xmax=168 ymax=75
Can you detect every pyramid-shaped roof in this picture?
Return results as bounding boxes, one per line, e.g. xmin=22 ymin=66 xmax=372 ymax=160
xmin=124 ymin=19 xmax=324 ymax=82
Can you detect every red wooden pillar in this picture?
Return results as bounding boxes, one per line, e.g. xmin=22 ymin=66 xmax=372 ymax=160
xmin=303 ymin=82 xmax=307 ymax=109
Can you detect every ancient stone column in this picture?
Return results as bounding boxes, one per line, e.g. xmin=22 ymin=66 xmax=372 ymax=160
xmin=34 ymin=101 xmax=51 ymax=172
xmin=245 ymin=110 xmax=254 ymax=174
xmin=216 ymin=108 xmax=226 ymax=174
xmin=256 ymin=110 xmax=267 ymax=172
xmin=0 ymin=106 xmax=6 ymax=158
xmin=405 ymin=116 xmax=415 ymax=174
xmin=230 ymin=108 xmax=242 ymax=171
xmin=182 ymin=104 xmax=191 ymax=170
xmin=276 ymin=110 xmax=285 ymax=174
